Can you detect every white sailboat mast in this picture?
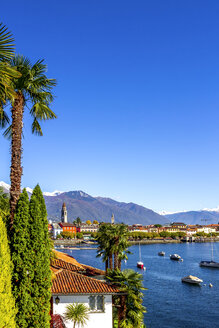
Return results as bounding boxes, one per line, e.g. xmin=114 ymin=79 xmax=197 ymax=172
xmin=139 ymin=243 xmax=142 ymax=262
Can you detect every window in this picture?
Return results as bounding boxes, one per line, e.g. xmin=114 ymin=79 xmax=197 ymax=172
xmin=89 ymin=296 xmax=96 ymax=311
xmin=97 ymin=296 xmax=104 ymax=311
xmin=89 ymin=295 xmax=104 ymax=312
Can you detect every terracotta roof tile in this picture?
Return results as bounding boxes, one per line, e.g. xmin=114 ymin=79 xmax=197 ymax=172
xmin=51 ymin=258 xmax=85 ymax=273
xmin=52 ymin=269 xmax=120 ymax=295
xmin=53 ymin=250 xmax=84 ymax=269
xmin=82 ymin=264 xmax=105 ymax=276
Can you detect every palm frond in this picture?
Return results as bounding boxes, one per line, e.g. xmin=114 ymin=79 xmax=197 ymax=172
xmin=30 ymin=102 xmax=57 ymax=120
xmin=0 ymin=23 xmax=15 ymax=61
xmin=3 ymin=124 xmax=12 ymax=139
xmin=31 ymin=118 xmax=43 ymax=136
xmin=0 ymin=108 xmax=10 ymax=128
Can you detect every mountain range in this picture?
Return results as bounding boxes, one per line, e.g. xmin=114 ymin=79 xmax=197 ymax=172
xmin=1 ymin=181 xmax=219 ymax=225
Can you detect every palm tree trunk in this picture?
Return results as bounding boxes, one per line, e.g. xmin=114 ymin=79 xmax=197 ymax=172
xmin=73 ymin=321 xmax=76 ymax=328
xmin=9 ymin=91 xmax=24 ymax=224
xmin=109 ymin=253 xmax=113 ymax=269
xmin=118 ymin=258 xmax=122 ymax=271
xmin=114 ymin=252 xmax=118 ymax=270
xmin=105 ymin=257 xmax=109 ymax=273
xmin=118 ymin=295 xmax=127 ymax=328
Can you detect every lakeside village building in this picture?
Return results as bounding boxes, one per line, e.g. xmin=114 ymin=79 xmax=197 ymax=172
xmin=51 ymin=250 xmax=125 ymax=328
xmin=48 ymin=203 xmax=219 ymax=240
xmin=129 ymin=222 xmax=219 ymax=236
xmin=50 ymin=203 xmax=100 ymax=239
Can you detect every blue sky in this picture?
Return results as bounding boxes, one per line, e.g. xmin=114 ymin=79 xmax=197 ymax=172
xmin=1 ymin=0 xmax=219 ymax=213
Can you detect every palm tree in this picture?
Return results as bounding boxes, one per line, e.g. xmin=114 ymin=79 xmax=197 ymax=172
xmin=0 ymin=55 xmax=56 ymax=223
xmin=97 ymin=224 xmax=130 ymax=272
xmin=107 ymin=269 xmax=146 ymax=328
xmin=96 ymin=224 xmax=114 ymax=271
xmin=64 ymin=303 xmax=89 ymax=328
xmin=113 ymin=224 xmax=130 ymax=270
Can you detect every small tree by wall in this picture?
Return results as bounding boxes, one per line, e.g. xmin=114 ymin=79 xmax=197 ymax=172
xmin=0 ymin=215 xmax=16 ymax=328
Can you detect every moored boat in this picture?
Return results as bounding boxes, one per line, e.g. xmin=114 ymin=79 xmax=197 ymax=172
xmin=158 ymin=251 xmax=165 ymax=256
xmin=200 ymin=261 xmax=219 ymax=268
xmin=199 ymin=235 xmax=219 ymax=268
xmin=181 ymin=275 xmax=203 ymax=285
xmin=137 ymin=261 xmax=144 ymax=269
xmin=170 ymin=254 xmax=181 ymax=261
xmin=137 ymin=243 xmax=144 ymax=269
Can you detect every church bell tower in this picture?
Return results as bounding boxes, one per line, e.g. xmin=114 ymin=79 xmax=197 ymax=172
xmin=61 ymin=203 xmax=68 ymax=223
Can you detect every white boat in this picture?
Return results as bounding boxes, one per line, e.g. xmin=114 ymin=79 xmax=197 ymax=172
xmin=181 ymin=275 xmax=203 ymax=285
xmin=199 ymin=235 xmax=219 ymax=268
xmin=170 ymin=254 xmax=181 ymax=261
xmin=158 ymin=251 xmax=165 ymax=256
xmin=137 ymin=243 xmax=144 ymax=269
xmin=200 ymin=260 xmax=219 ymax=268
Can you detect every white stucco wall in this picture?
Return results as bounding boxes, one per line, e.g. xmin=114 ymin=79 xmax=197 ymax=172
xmin=52 ymin=295 xmax=113 ymax=328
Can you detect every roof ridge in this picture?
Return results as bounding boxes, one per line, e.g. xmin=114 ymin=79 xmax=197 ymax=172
xmin=56 ymin=268 xmax=113 ymax=285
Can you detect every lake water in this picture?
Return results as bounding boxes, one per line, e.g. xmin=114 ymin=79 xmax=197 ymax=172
xmin=58 ymin=242 xmax=219 ymax=328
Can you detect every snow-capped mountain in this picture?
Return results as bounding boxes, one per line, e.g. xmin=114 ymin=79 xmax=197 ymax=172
xmin=0 ymin=181 xmax=10 ymax=192
xmin=0 ymin=181 xmax=64 ymax=197
xmin=1 ymin=180 xmax=219 ymax=224
xmin=0 ymin=181 xmax=166 ymax=225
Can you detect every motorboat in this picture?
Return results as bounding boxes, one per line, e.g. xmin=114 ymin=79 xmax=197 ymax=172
xmin=170 ymin=254 xmax=181 ymax=261
xmin=158 ymin=251 xmax=165 ymax=256
xmin=181 ymin=275 xmax=203 ymax=285
xmin=200 ymin=261 xmax=219 ymax=268
xmin=137 ymin=243 xmax=144 ymax=269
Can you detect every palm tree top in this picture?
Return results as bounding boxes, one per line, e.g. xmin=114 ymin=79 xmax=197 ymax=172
xmin=1 ymin=55 xmax=57 ymax=138
xmin=64 ymin=303 xmax=89 ymax=328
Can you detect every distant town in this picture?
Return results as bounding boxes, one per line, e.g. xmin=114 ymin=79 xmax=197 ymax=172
xmin=49 ymin=203 xmax=219 ymax=242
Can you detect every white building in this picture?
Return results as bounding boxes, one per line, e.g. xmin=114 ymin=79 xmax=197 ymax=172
xmin=197 ymin=226 xmax=216 ymax=234
xmin=52 ymin=223 xmax=63 ymax=238
xmin=51 ymin=251 xmax=123 ymax=328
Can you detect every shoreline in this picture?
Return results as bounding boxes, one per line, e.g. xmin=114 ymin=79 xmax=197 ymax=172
xmin=54 ymin=237 xmax=219 ymax=247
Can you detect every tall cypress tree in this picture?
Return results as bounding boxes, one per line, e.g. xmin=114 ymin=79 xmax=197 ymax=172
xmin=10 ymin=189 xmax=33 ymax=327
xmin=29 ymin=185 xmax=52 ymax=328
xmin=0 ymin=215 xmax=16 ymax=328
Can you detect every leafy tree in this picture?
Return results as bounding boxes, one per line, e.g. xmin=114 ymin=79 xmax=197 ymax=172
xmin=76 ymin=232 xmax=83 ymax=239
xmin=61 ymin=231 xmax=75 ymax=239
xmin=86 ymin=220 xmax=92 ymax=225
xmin=91 ymin=232 xmax=97 ymax=238
xmin=108 ymin=269 xmax=146 ymax=328
xmin=0 ymin=55 xmax=56 ymax=223
xmin=159 ymin=231 xmax=171 ymax=238
xmin=178 ymin=231 xmax=186 ymax=238
xmin=9 ymin=189 xmax=33 ymax=327
xmin=0 ymin=186 xmax=9 ymax=217
xmin=0 ymin=215 xmax=16 ymax=328
xmin=76 ymin=217 xmax=82 ymax=226
xmin=29 ymin=186 xmax=52 ymax=327
xmin=64 ymin=303 xmax=89 ymax=328
xmin=93 ymin=220 xmax=99 ymax=224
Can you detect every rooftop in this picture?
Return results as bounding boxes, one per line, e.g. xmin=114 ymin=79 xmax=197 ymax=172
xmin=52 ymin=269 xmax=120 ymax=295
